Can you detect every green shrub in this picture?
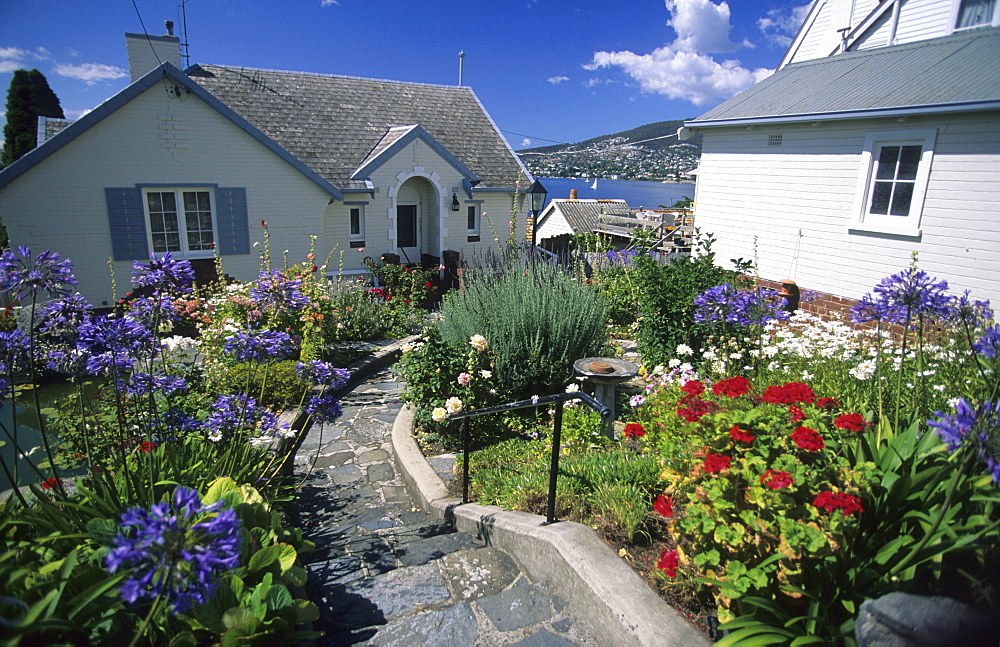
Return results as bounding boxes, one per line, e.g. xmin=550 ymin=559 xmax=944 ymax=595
xmin=633 ymin=231 xmax=751 ymax=368
xmin=438 ymin=259 xmax=609 ymax=402
xmin=222 ymin=360 xmax=310 ymax=409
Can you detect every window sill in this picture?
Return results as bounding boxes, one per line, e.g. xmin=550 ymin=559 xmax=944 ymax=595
xmin=847 ymin=222 xmax=922 ymax=238
xmin=349 ymin=240 xmax=365 ymax=248
xmin=467 ymin=235 xmax=480 ymax=242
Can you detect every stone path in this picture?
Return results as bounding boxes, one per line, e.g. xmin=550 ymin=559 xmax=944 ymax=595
xmin=291 ymin=367 xmax=601 ymax=646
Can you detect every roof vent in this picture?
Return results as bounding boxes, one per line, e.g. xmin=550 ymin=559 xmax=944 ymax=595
xmin=768 ymin=134 xmax=783 ymax=146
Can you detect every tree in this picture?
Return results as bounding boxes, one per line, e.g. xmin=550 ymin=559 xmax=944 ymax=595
xmin=2 ymin=69 xmax=65 ymax=168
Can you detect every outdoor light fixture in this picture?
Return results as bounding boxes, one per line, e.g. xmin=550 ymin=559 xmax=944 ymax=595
xmin=526 ymin=179 xmax=548 ymax=246
xmin=451 ymin=193 xmax=460 ymax=211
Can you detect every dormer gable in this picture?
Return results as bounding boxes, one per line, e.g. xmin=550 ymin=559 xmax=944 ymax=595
xmin=351 ymin=124 xmax=480 ymax=185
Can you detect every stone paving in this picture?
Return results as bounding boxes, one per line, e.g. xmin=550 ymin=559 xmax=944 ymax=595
xmin=291 ymin=367 xmax=601 ymax=646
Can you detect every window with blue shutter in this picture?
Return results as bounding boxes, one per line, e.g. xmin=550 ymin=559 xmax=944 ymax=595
xmin=215 ymin=187 xmax=250 ymax=255
xmin=106 ymin=187 xmax=150 ymax=261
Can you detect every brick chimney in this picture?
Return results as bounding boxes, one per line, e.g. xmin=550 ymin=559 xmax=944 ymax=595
xmin=125 ymin=22 xmax=181 ymax=83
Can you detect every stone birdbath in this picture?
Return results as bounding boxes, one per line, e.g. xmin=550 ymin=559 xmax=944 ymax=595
xmin=573 ymin=357 xmax=640 ymax=439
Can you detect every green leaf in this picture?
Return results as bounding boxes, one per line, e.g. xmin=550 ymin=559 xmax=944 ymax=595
xmin=222 ymin=606 xmax=257 ymax=630
xmin=715 ymin=623 xmax=795 ymax=646
xmin=248 ymin=543 xmax=297 ymax=575
xmin=204 ymin=477 xmax=241 ymax=505
xmin=87 ymin=518 xmax=119 ymax=545
xmin=264 ymin=584 xmax=293 ymax=612
xmin=294 ymin=599 xmax=320 ymax=624
xmin=284 ymin=565 xmax=308 ymax=588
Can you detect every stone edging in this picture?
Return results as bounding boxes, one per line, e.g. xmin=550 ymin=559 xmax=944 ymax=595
xmin=390 ymin=404 xmax=710 ymax=647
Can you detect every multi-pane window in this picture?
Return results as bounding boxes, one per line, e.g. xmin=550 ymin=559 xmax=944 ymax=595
xmin=851 ymin=129 xmax=936 ymax=236
xmin=868 ymin=144 xmax=922 ymax=217
xmin=145 ymin=189 xmax=215 ymax=255
xmin=349 ymin=207 xmax=364 ymax=240
xmin=955 ymin=0 xmax=997 ymax=29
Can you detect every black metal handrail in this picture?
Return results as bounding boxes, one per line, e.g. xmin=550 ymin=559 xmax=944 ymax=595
xmin=446 ymin=391 xmax=612 ymax=525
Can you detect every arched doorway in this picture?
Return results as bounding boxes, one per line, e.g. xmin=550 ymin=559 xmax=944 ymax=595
xmin=394 ymin=176 xmax=440 ymax=265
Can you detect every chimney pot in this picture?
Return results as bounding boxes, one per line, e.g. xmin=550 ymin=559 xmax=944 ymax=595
xmin=569 ymin=189 xmax=578 ymax=200
xmin=165 ymin=20 xmax=175 ymax=36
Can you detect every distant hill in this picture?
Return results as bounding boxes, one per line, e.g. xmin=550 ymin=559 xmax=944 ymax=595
xmin=517 ymin=119 xmax=702 ymax=154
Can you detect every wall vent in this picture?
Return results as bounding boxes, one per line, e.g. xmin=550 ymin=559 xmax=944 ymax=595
xmin=768 ymin=134 xmax=783 ymax=146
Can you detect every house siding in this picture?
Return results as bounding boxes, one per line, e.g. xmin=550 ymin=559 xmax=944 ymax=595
xmin=693 ymin=110 xmax=1000 ymax=305
xmin=0 ymin=82 xmax=330 ymax=306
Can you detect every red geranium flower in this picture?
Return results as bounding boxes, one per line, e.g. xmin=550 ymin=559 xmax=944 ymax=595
xmin=623 ymin=422 xmax=646 ymax=438
xmin=424 ymin=282 xmax=433 ymax=288
xmin=712 ymin=375 xmax=752 ymax=398
xmin=140 ymin=441 xmax=157 ymax=452
xmin=657 ymin=549 xmax=679 ymax=577
xmin=728 ymin=424 xmax=755 ymax=443
xmin=813 ymin=490 xmax=863 ymax=516
xmin=676 ymin=395 xmax=718 ymax=422
xmin=653 ymin=494 xmax=673 ymax=518
xmin=703 ymin=453 xmax=731 ymax=473
xmin=760 ymin=469 xmax=795 ymax=490
xmin=834 ymin=413 xmax=867 ymax=432
xmin=791 ymin=426 xmax=825 ymax=451
xmin=680 ymin=380 xmax=705 ymax=396
xmin=817 ymin=397 xmax=840 ymax=410
xmin=762 ymin=381 xmax=816 ymax=404
xmin=788 ymin=405 xmax=806 ymax=422
xmin=41 ymin=477 xmax=62 ymax=490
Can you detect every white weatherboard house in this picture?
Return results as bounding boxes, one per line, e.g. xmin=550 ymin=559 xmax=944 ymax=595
xmin=0 ymin=32 xmax=533 ymax=306
xmin=681 ymin=0 xmax=1000 ymax=306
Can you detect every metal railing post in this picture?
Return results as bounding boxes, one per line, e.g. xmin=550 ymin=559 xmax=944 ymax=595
xmin=545 ymin=401 xmax=564 ymax=525
xmin=462 ymin=418 xmax=470 ymax=504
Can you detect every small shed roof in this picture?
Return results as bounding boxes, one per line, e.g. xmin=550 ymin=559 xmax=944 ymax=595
xmin=539 ymin=199 xmax=631 ymax=234
xmin=687 ymin=28 xmax=1000 ymax=128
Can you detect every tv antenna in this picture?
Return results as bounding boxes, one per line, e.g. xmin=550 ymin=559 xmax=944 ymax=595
xmin=178 ymin=0 xmax=191 ymax=67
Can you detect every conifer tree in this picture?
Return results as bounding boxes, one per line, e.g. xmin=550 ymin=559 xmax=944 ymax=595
xmin=2 ymin=68 xmax=65 ymax=168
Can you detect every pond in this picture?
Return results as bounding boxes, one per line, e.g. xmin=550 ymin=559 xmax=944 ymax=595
xmin=0 ymin=380 xmax=81 ymax=494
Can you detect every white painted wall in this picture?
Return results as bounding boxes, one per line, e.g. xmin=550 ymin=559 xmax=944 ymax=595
xmin=0 ymin=83 xmax=331 ymax=306
xmin=692 ymin=111 xmax=1000 ymax=304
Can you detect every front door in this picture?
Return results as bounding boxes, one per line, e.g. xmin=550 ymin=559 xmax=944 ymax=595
xmin=397 ymin=204 xmax=419 ymax=263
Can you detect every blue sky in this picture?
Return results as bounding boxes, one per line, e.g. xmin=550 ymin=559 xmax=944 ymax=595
xmin=1 ymin=0 xmax=810 ymax=149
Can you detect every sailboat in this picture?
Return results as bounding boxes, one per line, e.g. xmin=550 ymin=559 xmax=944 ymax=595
xmin=590 ymin=178 xmax=598 ymax=191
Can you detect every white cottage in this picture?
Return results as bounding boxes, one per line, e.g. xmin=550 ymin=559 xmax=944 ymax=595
xmin=0 ymin=32 xmax=534 ymax=306
xmin=681 ymin=0 xmax=1000 ymax=309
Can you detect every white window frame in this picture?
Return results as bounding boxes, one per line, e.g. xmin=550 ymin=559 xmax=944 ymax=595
xmin=849 ymin=128 xmax=936 ymax=238
xmin=951 ymin=0 xmax=999 ymax=32
xmin=348 ymin=205 xmax=365 ymax=242
xmin=466 ymin=204 xmax=480 ymax=236
xmin=142 ymin=187 xmax=218 ymax=258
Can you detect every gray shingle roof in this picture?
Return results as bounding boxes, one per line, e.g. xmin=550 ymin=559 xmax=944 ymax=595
xmin=688 ymin=27 xmax=1000 ymax=127
xmin=187 ymin=64 xmax=526 ymax=189
xmin=545 ymin=199 xmax=631 ymax=234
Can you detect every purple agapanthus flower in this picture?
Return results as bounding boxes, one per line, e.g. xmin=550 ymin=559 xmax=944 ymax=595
xmin=77 ymin=314 xmax=157 ymax=376
xmin=124 ymin=372 xmax=188 ymax=397
xmin=305 ymin=392 xmax=343 ymax=423
xmin=296 ymin=360 xmax=350 ymax=389
xmin=249 ymin=269 xmax=310 ymax=312
xmin=947 ymin=291 xmax=993 ymax=328
xmin=131 ymin=253 xmax=195 ymax=294
xmin=223 ymin=328 xmax=295 ymax=363
xmin=0 ymin=329 xmax=31 ymax=375
xmin=105 ymin=486 xmax=241 ymax=612
xmin=203 ymin=393 xmax=287 ymax=441
xmin=693 ymin=283 xmax=789 ymax=326
xmin=973 ymin=325 xmax=1000 ymax=358
xmin=850 ymin=267 xmax=954 ymax=325
xmin=161 ymin=408 xmax=202 ymax=434
xmin=127 ymin=293 xmax=181 ymax=327
xmin=928 ymin=398 xmax=1000 ymax=483
xmin=38 ymin=293 xmax=92 ymax=343
xmin=0 ymin=246 xmax=78 ymax=301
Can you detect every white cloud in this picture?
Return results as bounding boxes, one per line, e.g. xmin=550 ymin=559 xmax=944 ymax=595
xmin=521 ymin=138 xmax=532 ymax=147
xmin=758 ymin=3 xmax=811 ymax=48
xmin=53 ymin=62 xmax=127 ymax=85
xmin=0 ymin=45 xmax=53 ymax=73
xmin=666 ymin=0 xmax=744 ymax=53
xmin=547 ymin=75 xmax=569 ymax=84
xmin=321 ymin=0 xmax=340 ymax=5
xmin=585 ymin=0 xmax=773 ymax=106
xmin=64 ymin=108 xmax=92 ymax=121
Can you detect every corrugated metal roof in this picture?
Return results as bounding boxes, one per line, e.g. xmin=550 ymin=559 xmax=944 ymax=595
xmin=187 ymin=64 xmax=526 ymax=188
xmin=688 ymin=28 xmax=1000 ymax=126
xmin=544 ymin=199 xmax=631 ymax=234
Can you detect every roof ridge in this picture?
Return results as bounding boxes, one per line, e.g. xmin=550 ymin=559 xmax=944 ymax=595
xmin=194 ymin=62 xmax=469 ymax=91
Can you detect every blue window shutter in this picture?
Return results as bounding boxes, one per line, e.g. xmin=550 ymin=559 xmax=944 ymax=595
xmin=216 ymin=187 xmax=250 ymax=255
xmin=105 ymin=187 xmax=149 ymax=261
